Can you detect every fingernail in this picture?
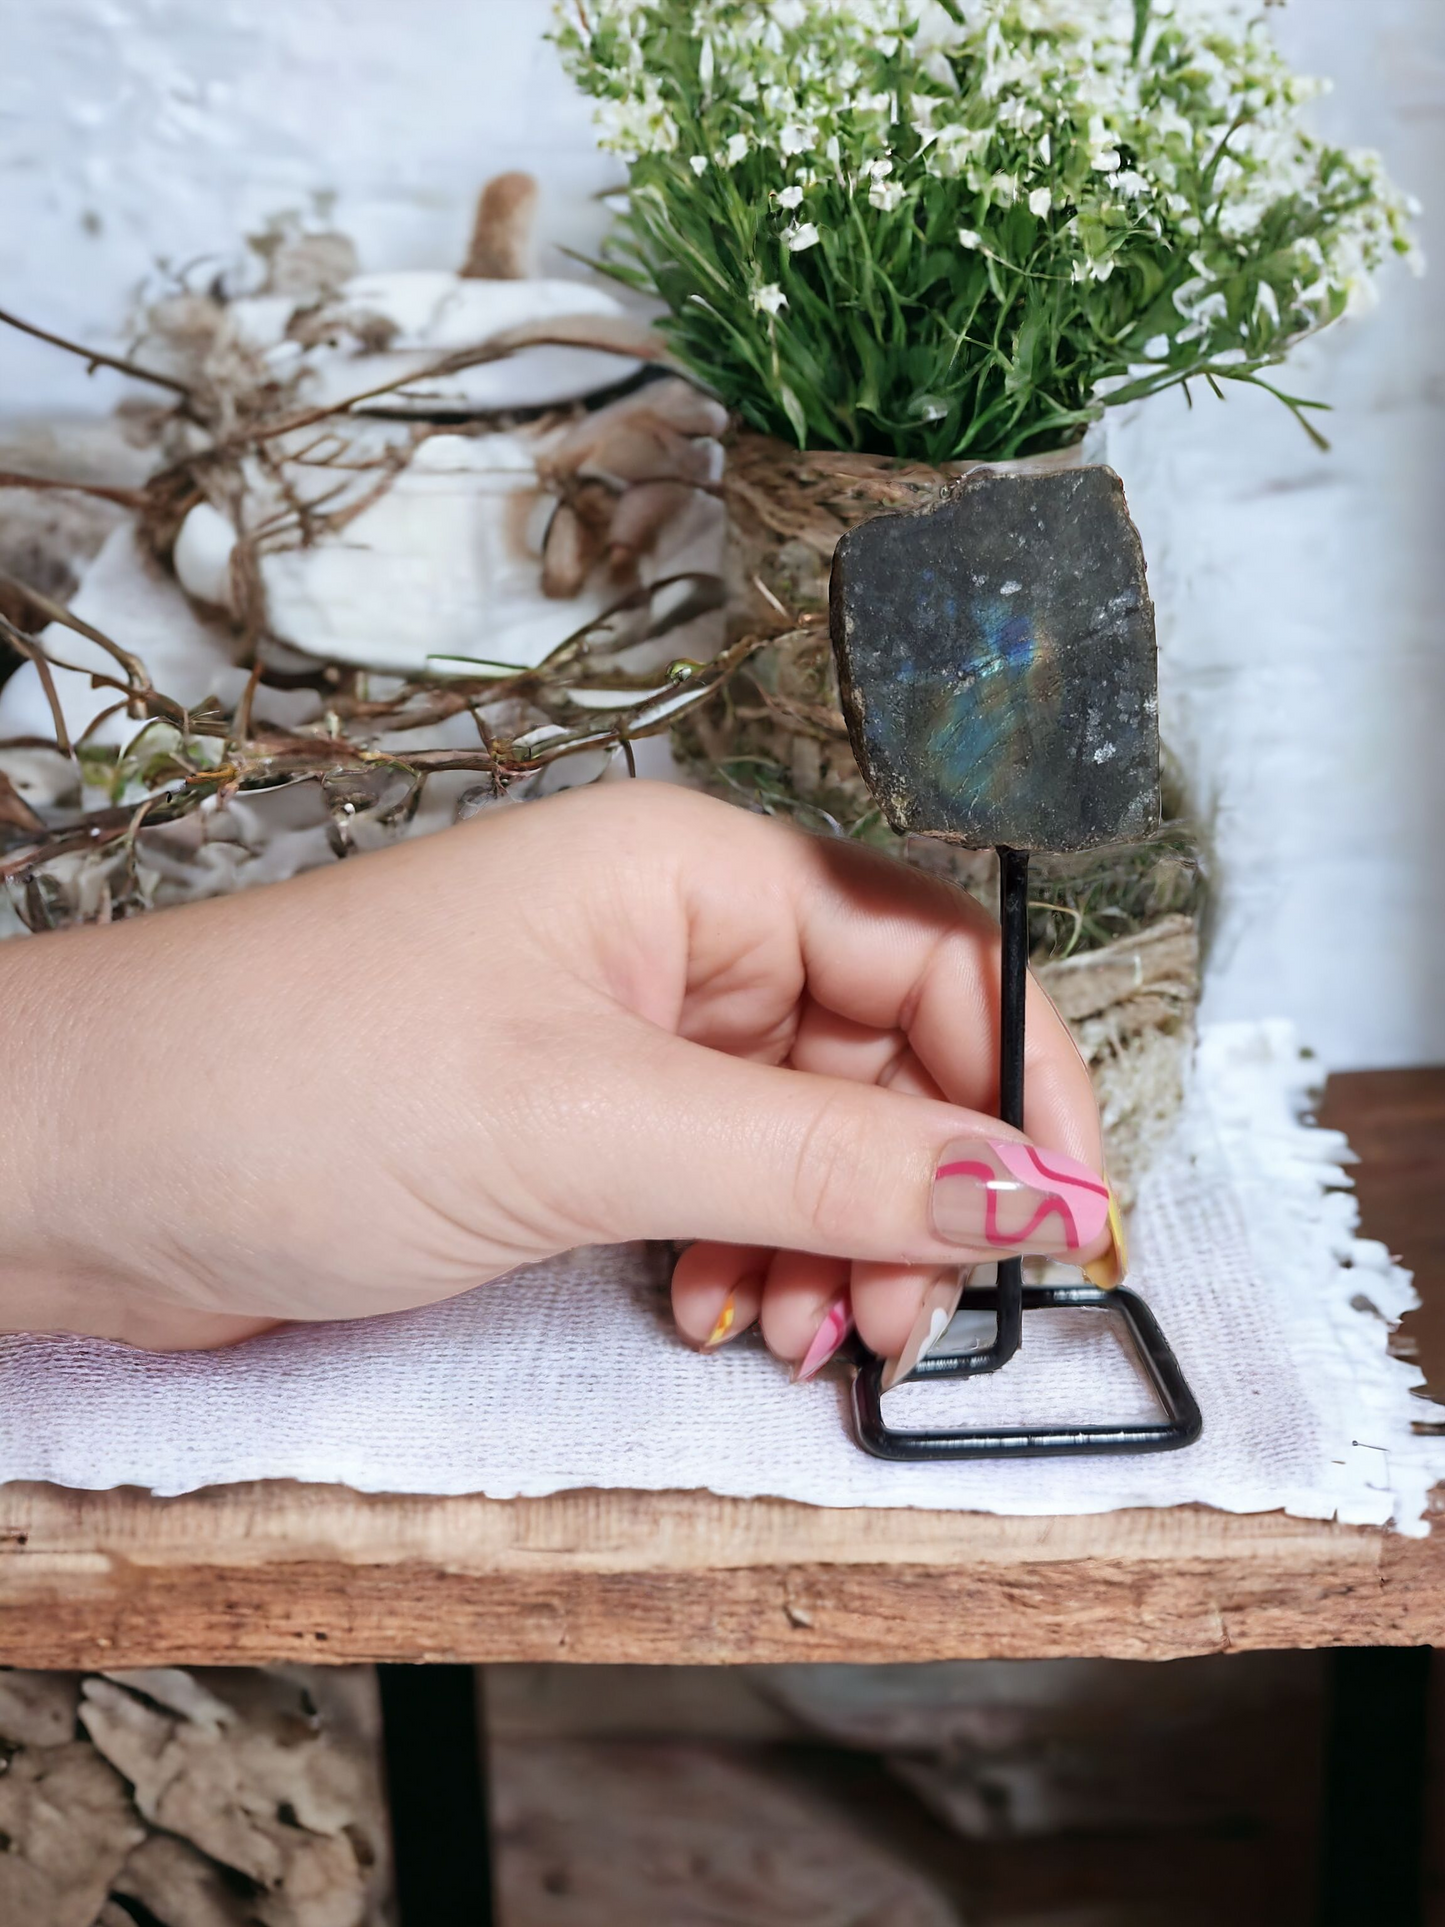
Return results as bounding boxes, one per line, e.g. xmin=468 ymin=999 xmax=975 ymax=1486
xmin=932 ymin=1138 xmax=1110 ymax=1256
xmin=791 ymin=1296 xmax=854 ymax=1384
xmin=882 ymin=1270 xmax=965 ymax=1393
xmin=1083 ymin=1189 xmax=1129 ymax=1290
xmin=705 ymin=1289 xmax=738 ymax=1349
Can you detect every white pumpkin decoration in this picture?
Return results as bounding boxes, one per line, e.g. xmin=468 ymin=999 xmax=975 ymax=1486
xmin=0 ymin=177 xmax=728 ymax=913
xmin=171 ymin=382 xmax=727 ymax=680
xmin=285 ymin=272 xmax=643 ymax=415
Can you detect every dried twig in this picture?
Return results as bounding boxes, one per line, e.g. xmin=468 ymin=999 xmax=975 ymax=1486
xmin=186 ymin=315 xmax=673 ymax=467
xmin=0 ymin=571 xmax=153 ymax=697
xmin=0 ymin=470 xmax=150 ymax=509
xmin=0 ymin=304 xmax=195 ymax=399
xmin=0 ymin=282 xmax=733 ymax=913
xmin=0 ymin=565 xmax=755 ymax=891
xmin=0 ymin=614 xmax=73 ymax=755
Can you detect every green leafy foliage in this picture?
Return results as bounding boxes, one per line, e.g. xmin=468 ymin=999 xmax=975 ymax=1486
xmin=556 ymin=0 xmax=1417 ymax=459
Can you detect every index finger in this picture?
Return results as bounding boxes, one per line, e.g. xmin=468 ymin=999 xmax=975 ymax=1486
xmin=786 ymin=832 xmax=1103 ymax=1174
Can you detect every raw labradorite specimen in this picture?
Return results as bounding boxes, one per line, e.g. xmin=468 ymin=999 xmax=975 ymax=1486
xmin=829 ymin=466 xmax=1160 ymax=853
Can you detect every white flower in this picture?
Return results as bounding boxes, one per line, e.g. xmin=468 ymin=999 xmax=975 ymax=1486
xmin=1179 ymin=288 xmax=1228 ymax=327
xmin=558 ymin=0 xmax=1418 ymax=437
xmin=927 ymin=123 xmax=988 ymax=178
xmin=1191 ymin=278 xmax=1231 ymax=322
xmin=910 ymin=94 xmax=944 ymax=142
xmin=595 ymin=87 xmax=679 ymax=159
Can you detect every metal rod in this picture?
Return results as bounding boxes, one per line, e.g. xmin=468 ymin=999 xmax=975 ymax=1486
xmin=991 ymin=846 xmax=1030 ymax=1365
xmin=852 ymin=1281 xmax=1203 ymax=1459
xmin=849 ymin=842 xmax=1204 ymax=1460
xmin=998 ymin=846 xmax=1029 ymax=1130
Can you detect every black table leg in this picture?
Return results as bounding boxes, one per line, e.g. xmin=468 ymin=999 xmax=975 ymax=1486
xmin=378 ymin=1663 xmax=495 ymax=1926
xmin=1319 ymin=1646 xmax=1431 ymax=1926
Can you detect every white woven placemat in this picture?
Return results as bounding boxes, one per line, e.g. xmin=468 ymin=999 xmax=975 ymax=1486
xmin=1 ymin=1020 xmax=1438 ymax=1530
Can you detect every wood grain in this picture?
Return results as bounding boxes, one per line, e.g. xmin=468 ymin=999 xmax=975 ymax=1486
xmin=0 ymin=1479 xmax=1442 ymax=1668
xmin=1 ymin=1070 xmax=1442 ymax=1668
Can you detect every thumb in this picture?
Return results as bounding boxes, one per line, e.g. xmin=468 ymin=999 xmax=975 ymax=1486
xmin=614 ymin=1038 xmax=1113 ymax=1269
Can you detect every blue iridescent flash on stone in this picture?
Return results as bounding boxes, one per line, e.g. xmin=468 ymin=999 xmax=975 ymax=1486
xmin=829 ymin=467 xmax=1161 ymax=853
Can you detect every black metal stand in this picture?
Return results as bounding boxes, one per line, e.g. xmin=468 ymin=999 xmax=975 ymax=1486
xmin=852 ymin=1279 xmax=1201 ymax=1460
xmin=378 ymin=1663 xmax=496 ymax=1927
xmin=850 ymin=846 xmax=1202 ymax=1460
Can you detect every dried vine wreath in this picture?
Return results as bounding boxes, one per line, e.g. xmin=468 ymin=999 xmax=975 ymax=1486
xmin=0 ymin=286 xmax=742 ymax=915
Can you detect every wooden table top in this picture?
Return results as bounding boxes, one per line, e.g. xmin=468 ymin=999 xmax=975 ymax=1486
xmin=2 ymin=1070 xmax=1443 ymax=1669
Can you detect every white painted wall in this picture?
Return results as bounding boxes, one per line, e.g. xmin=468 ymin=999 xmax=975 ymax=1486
xmin=2 ymin=0 xmax=1441 ymax=1068
xmin=1111 ymin=0 xmax=1445 ymax=1071
xmin=0 ymin=0 xmax=621 ymax=413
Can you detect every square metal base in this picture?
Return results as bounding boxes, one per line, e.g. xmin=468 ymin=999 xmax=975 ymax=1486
xmin=850 ymin=1281 xmax=1202 ymax=1461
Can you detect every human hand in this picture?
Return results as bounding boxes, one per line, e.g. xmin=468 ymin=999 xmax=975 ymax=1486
xmin=0 ymin=782 xmax=1118 ymax=1379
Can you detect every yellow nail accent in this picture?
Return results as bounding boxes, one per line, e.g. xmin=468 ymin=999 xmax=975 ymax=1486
xmin=1082 ymin=1191 xmax=1128 ymax=1290
xmin=704 ymin=1289 xmax=737 ymax=1349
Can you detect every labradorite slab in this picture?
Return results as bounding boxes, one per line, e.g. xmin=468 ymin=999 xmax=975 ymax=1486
xmin=829 ymin=467 xmax=1160 ymax=853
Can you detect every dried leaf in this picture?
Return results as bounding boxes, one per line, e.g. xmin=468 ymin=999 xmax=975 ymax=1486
xmin=541 ymin=501 xmax=608 ymax=600
xmin=112 ymin=1834 xmax=255 ymax=1927
xmin=80 ymin=1671 xmax=384 ymax=1924
xmin=0 ymin=769 xmax=48 ymax=837
xmin=0 ymin=1742 xmax=144 ymax=1927
xmin=0 ymin=1668 xmax=79 ymax=1747
xmin=608 ymin=480 xmax=696 ymax=564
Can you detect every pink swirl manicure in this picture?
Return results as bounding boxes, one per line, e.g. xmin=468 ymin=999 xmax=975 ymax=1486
xmin=792 ymin=1295 xmax=854 ymax=1384
xmin=931 ymin=1138 xmax=1110 ymax=1255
